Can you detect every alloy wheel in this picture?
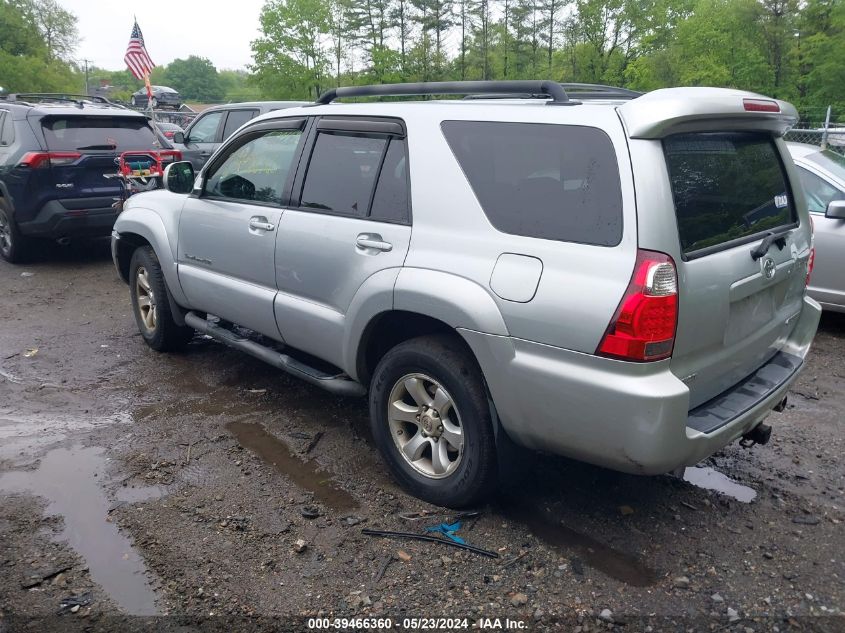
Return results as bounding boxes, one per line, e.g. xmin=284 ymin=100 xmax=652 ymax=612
xmin=0 ymin=211 xmax=12 ymax=257
xmin=387 ymin=373 xmax=464 ymax=479
xmin=134 ymin=266 xmax=157 ymax=332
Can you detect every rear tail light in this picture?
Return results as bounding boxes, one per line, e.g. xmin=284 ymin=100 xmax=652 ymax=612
xmin=17 ymin=151 xmax=81 ymax=169
xmin=743 ymin=98 xmax=780 ymax=113
xmin=597 ymin=249 xmax=679 ymax=362
xmin=159 ymin=150 xmax=182 ymax=164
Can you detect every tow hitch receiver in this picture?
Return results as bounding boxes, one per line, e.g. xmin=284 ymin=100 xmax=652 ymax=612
xmin=741 ymin=422 xmax=772 ymax=448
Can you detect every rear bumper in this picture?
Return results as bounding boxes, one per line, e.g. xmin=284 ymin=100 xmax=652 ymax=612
xmin=460 ymin=295 xmax=821 ymax=475
xmin=18 ymin=199 xmax=120 ymax=239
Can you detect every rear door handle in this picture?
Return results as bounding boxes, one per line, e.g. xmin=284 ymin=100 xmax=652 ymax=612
xmin=249 ymin=216 xmax=275 ymax=232
xmin=356 ymin=234 xmax=392 ymax=252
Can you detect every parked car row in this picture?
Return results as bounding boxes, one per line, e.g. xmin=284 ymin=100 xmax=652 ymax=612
xmin=108 ymin=81 xmax=824 ymax=506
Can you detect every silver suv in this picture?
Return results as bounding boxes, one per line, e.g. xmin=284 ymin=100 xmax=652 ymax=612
xmin=111 ymin=81 xmax=821 ymax=507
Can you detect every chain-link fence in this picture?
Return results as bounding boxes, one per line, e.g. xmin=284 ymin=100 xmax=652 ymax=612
xmin=784 ymin=122 xmax=845 ymax=155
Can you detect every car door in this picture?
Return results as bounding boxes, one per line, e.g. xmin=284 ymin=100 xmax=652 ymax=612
xmin=177 ymin=118 xmax=307 ymax=339
xmin=796 ymin=164 xmax=845 ymax=308
xmin=180 ymin=110 xmax=225 ymax=170
xmin=274 ymin=117 xmax=412 ymax=367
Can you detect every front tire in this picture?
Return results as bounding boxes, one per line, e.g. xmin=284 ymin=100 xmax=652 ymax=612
xmin=0 ymin=202 xmax=32 ymax=264
xmin=369 ymin=335 xmax=497 ymax=507
xmin=129 ymin=246 xmax=193 ymax=352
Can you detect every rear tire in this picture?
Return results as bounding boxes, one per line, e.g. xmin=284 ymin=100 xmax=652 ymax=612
xmin=369 ymin=334 xmax=497 ymax=507
xmin=129 ymin=246 xmax=193 ymax=352
xmin=130 ymin=95 xmax=137 ymax=107
xmin=0 ymin=201 xmax=32 ymax=264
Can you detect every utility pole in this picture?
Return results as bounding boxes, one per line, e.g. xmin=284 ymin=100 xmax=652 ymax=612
xmin=82 ymin=59 xmax=92 ymax=96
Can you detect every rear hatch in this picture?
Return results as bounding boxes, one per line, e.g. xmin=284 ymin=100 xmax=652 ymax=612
xmin=664 ymin=131 xmax=807 ymax=408
xmin=38 ymin=114 xmax=166 ymax=206
xmin=619 ymin=89 xmax=811 ymax=409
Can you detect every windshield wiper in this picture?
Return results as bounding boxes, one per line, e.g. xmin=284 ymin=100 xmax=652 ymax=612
xmin=76 ymin=144 xmax=117 ymax=150
xmin=750 ymin=231 xmax=787 ymax=261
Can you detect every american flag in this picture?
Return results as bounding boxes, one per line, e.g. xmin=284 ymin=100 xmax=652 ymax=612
xmin=124 ymin=21 xmax=155 ymax=80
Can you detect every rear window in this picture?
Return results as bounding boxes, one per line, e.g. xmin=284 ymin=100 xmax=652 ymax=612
xmin=441 ymin=121 xmax=623 ymax=246
xmin=663 ymin=132 xmax=795 ymax=257
xmin=42 ymin=116 xmax=160 ymax=151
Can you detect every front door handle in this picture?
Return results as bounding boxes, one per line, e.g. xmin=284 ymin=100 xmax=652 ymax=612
xmin=356 ymin=233 xmax=392 ymax=252
xmin=249 ymin=216 xmax=275 ymax=232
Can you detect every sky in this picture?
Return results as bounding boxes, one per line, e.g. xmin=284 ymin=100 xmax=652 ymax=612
xmin=59 ymin=0 xmax=267 ymax=71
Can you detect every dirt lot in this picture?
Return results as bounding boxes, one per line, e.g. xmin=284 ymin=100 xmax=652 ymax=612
xmin=0 ymin=242 xmax=843 ymax=632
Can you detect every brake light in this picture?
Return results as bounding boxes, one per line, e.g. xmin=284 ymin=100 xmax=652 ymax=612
xmin=743 ymin=98 xmax=780 ymax=113
xmin=159 ymin=150 xmax=182 ymax=163
xmin=18 ymin=151 xmax=81 ymax=169
xmin=597 ymin=249 xmax=678 ymax=362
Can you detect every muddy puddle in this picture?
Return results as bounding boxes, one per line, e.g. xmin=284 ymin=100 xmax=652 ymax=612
xmin=227 ymin=421 xmax=358 ymax=512
xmin=0 ymin=446 xmax=159 ymax=615
xmin=502 ymin=499 xmax=659 ymax=586
xmin=683 ymin=466 xmax=757 ymax=503
xmin=0 ymin=411 xmax=132 ymax=462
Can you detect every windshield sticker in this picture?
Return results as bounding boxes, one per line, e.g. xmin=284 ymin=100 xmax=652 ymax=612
xmin=774 ymin=194 xmax=788 ymax=208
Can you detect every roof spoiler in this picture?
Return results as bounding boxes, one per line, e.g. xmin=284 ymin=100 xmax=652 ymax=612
xmin=619 ymin=88 xmax=798 ymax=139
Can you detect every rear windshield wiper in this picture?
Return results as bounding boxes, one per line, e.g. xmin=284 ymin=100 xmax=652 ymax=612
xmin=750 ymin=231 xmax=787 ymax=261
xmin=76 ymin=144 xmax=117 ymax=150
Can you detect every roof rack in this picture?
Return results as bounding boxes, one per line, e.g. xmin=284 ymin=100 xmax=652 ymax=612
xmin=315 ymin=81 xmax=577 ymax=106
xmin=6 ymin=93 xmax=121 ymax=108
xmin=462 ymin=83 xmax=642 ymax=102
xmin=559 ymin=83 xmax=642 ymax=100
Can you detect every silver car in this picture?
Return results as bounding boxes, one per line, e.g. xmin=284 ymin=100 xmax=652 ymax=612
xmin=787 ymin=142 xmax=845 ymax=311
xmin=111 ymin=82 xmax=820 ymax=507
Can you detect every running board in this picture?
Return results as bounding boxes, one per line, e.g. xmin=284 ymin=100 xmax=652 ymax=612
xmin=184 ymin=312 xmax=366 ymax=397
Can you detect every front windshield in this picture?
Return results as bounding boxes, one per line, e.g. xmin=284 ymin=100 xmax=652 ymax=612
xmin=806 ymin=148 xmax=845 ymax=179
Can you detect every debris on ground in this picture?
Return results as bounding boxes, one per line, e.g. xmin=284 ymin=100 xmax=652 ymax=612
xmin=618 ymin=505 xmax=635 ymax=515
xmin=424 ymin=520 xmax=464 ymax=543
xmin=293 ymin=538 xmax=307 ymax=553
xmin=300 ymin=506 xmax=320 ymax=519
xmin=58 ymin=593 xmax=92 ymax=614
xmin=362 ymin=528 xmax=499 ymax=558
xmin=23 ymin=348 xmax=38 ymax=358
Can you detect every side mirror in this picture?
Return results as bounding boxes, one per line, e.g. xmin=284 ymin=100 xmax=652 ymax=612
xmin=825 ymin=199 xmax=845 ymax=220
xmin=173 ymin=131 xmax=185 ymax=144
xmin=162 ymin=161 xmax=195 ymax=194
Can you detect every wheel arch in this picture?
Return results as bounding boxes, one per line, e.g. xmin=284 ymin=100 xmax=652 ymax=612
xmin=113 ymin=207 xmax=187 ymax=306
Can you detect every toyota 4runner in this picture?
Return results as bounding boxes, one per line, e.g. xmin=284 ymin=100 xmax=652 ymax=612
xmin=111 ymin=81 xmax=821 ymax=507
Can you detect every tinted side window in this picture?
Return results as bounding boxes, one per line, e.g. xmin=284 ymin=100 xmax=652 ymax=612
xmin=188 ymin=111 xmax=224 ymax=143
xmin=300 ymin=132 xmax=387 ymax=217
xmin=797 ymin=167 xmax=845 ymax=214
xmin=205 ymin=129 xmax=302 ymax=205
xmin=222 ymin=109 xmax=258 ymax=140
xmin=663 ymin=132 xmax=795 ymax=256
xmin=441 ymin=121 xmax=623 ymax=246
xmin=370 ymin=138 xmax=410 ymax=223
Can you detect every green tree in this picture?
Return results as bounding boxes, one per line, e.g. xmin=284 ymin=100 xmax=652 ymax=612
xmin=159 ymin=56 xmax=224 ymax=102
xmin=252 ymin=0 xmax=331 ymax=99
xmin=0 ymin=0 xmax=78 ymax=93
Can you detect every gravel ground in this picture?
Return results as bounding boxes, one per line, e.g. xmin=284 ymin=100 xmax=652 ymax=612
xmin=0 ymin=242 xmax=842 ymax=632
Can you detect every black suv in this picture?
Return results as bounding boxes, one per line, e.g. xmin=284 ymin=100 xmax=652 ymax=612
xmin=0 ymin=94 xmax=177 ymax=263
